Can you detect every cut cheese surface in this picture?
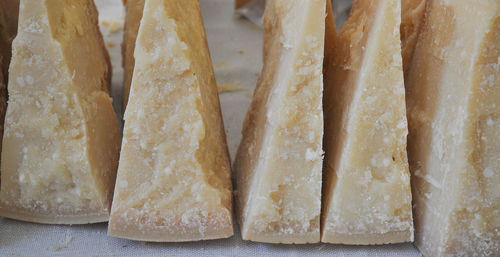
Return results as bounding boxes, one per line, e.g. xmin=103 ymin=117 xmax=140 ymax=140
xmin=122 ymin=0 xmax=144 ymax=109
xmin=406 ymin=0 xmax=499 ymax=256
xmin=400 ymin=0 xmax=426 ymax=76
xmin=108 ymin=0 xmax=233 ymax=242
xmin=0 ymin=0 xmax=121 ymax=224
xmin=234 ymin=0 xmax=325 ymax=244
xmin=321 ymin=0 xmax=413 ymax=245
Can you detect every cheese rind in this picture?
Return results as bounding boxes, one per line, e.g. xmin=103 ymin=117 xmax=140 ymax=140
xmin=108 ymin=0 xmax=233 ymax=242
xmin=0 ymin=0 xmax=121 ymax=224
xmin=406 ymin=0 xmax=499 ymax=256
xmin=0 ymin=0 xmax=19 ymax=43
xmin=234 ymin=0 xmax=326 ymax=244
xmin=0 ymin=0 xmax=19 ymax=40
xmin=321 ymin=0 xmax=413 ymax=244
xmin=400 ymin=0 xmax=426 ymax=76
xmin=0 ymin=70 xmax=5 ymax=153
xmin=0 ymin=0 xmax=18 ymax=170
xmin=122 ymin=0 xmax=144 ymax=109
xmin=235 ymin=0 xmax=253 ymax=9
xmin=0 ymin=0 xmax=19 ymax=79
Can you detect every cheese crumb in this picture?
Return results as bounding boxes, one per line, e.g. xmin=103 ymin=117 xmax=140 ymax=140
xmin=483 ymin=168 xmax=493 ymax=178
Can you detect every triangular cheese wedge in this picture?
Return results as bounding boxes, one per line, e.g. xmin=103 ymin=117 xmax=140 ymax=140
xmin=406 ymin=0 xmax=499 ymax=256
xmin=108 ymin=0 xmax=233 ymax=242
xmin=401 ymin=0 xmax=427 ymax=76
xmin=0 ymin=0 xmax=121 ymax=224
xmin=321 ymin=0 xmax=413 ymax=244
xmin=234 ymin=0 xmax=326 ymax=244
xmin=122 ymin=0 xmax=144 ymax=110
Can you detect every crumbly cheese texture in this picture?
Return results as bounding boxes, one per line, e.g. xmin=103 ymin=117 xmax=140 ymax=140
xmin=400 ymin=0 xmax=426 ymax=76
xmin=122 ymin=0 xmax=144 ymax=109
xmin=406 ymin=0 xmax=499 ymax=256
xmin=321 ymin=0 xmax=413 ymax=245
xmin=234 ymin=0 xmax=325 ymax=244
xmin=0 ymin=0 xmax=121 ymax=224
xmin=108 ymin=0 xmax=233 ymax=242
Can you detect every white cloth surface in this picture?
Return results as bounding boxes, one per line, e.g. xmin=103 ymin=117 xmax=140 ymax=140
xmin=0 ymin=0 xmax=422 ymax=256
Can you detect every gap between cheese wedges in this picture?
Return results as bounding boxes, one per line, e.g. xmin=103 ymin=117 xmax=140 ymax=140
xmin=321 ymin=0 xmax=414 ymax=244
xmin=0 ymin=0 xmax=121 ymax=224
xmin=234 ymin=0 xmax=326 ymax=244
xmin=108 ymin=0 xmax=234 ymax=242
xmin=122 ymin=0 xmax=145 ymax=110
xmin=0 ymin=0 xmax=19 ymax=180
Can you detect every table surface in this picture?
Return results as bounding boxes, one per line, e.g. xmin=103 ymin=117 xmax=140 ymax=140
xmin=0 ymin=0 xmax=422 ymax=256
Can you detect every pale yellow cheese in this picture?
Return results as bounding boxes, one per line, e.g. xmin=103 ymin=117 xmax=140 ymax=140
xmin=321 ymin=0 xmax=413 ymax=245
xmin=234 ymin=0 xmax=325 ymax=244
xmin=108 ymin=0 xmax=233 ymax=242
xmin=406 ymin=0 xmax=499 ymax=256
xmin=0 ymin=0 xmax=121 ymax=224
xmin=401 ymin=0 xmax=426 ymax=76
xmin=122 ymin=0 xmax=144 ymax=109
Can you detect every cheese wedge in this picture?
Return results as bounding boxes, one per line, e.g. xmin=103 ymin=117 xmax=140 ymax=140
xmin=234 ymin=0 xmax=325 ymax=244
xmin=401 ymin=0 xmax=426 ymax=76
xmin=406 ymin=0 xmax=499 ymax=256
xmin=122 ymin=0 xmax=144 ymax=109
xmin=321 ymin=0 xmax=413 ymax=245
xmin=0 ymin=0 xmax=121 ymax=224
xmin=108 ymin=0 xmax=233 ymax=242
